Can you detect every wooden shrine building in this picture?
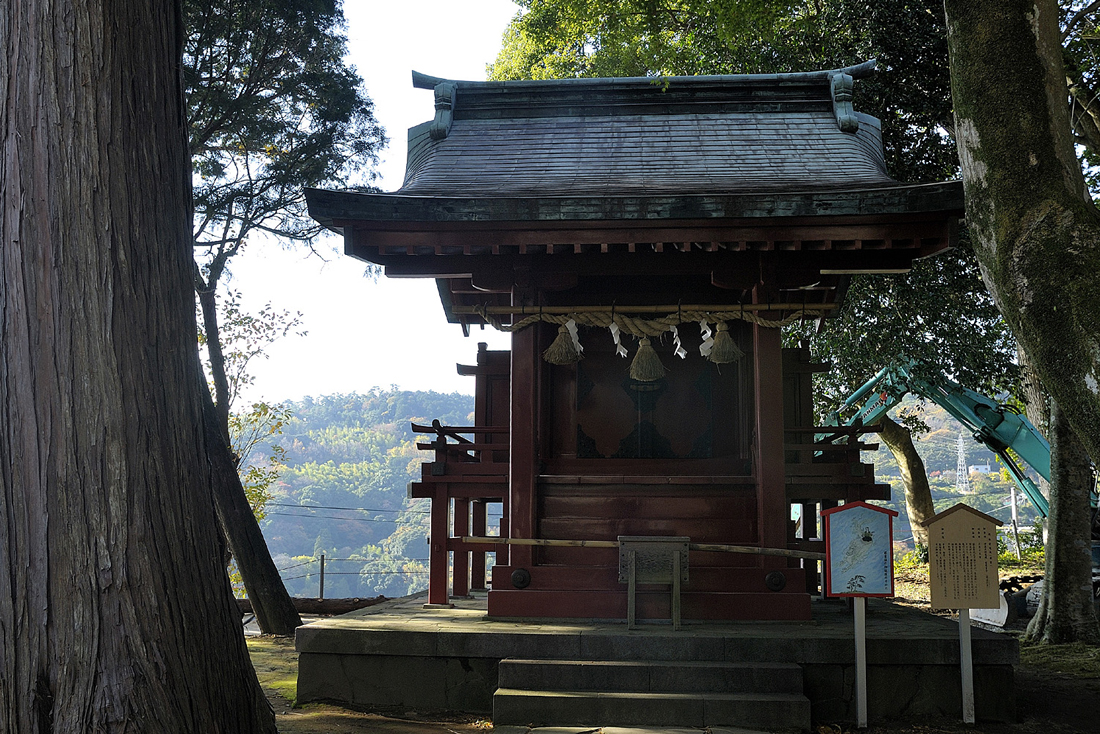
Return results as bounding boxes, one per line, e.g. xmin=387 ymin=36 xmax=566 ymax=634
xmin=306 ymin=62 xmax=963 ymax=622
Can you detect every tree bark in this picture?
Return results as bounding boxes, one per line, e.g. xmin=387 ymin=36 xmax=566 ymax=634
xmin=877 ymin=416 xmax=937 ymax=550
xmin=0 ymin=1 xmax=275 ymax=730
xmin=197 ymin=280 xmax=233 ymax=437
xmin=0 ymin=0 xmax=276 ymax=730
xmin=1024 ymin=402 xmax=1100 ymax=644
xmin=203 ymin=387 xmax=302 ymax=635
xmin=1018 ymin=345 xmax=1051 ymax=498
xmin=944 ymin=0 xmax=1100 ymax=468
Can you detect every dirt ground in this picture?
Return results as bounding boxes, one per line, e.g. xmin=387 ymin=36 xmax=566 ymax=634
xmin=246 ymin=567 xmax=1100 ymax=734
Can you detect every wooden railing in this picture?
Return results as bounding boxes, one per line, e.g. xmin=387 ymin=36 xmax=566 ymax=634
xmin=784 ymin=424 xmax=889 ymax=594
xmin=409 ymin=421 xmax=510 ymax=606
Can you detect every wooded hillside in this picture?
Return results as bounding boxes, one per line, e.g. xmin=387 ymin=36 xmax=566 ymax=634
xmin=257 ymin=390 xmax=474 ymax=598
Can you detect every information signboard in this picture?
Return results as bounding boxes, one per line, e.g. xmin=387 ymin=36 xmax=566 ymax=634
xmin=921 ymin=502 xmax=1004 ymax=725
xmin=822 ymin=501 xmax=898 ymax=597
xmin=922 ymin=504 xmax=1002 ymax=610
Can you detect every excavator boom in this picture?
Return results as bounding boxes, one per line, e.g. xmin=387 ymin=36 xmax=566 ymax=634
xmin=829 ymin=362 xmax=1055 ymax=518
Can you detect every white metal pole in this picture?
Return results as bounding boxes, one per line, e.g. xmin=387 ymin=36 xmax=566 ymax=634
xmin=855 ymin=596 xmax=868 ymax=728
xmin=1010 ymin=486 xmax=1022 ymax=559
xmin=959 ymin=607 xmax=975 ymax=724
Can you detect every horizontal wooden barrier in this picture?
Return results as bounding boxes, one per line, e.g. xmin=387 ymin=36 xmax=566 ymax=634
xmin=461 ymin=536 xmax=826 ymax=561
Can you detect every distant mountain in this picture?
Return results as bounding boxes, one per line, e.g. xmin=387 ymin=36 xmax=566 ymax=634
xmin=260 ymin=389 xmax=473 ymax=598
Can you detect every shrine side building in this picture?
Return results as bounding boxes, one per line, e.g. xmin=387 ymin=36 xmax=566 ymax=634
xmin=306 ymin=63 xmax=963 ymax=622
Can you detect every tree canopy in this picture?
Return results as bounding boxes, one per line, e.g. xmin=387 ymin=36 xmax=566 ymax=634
xmin=184 ymin=0 xmax=387 ymax=636
xmin=187 ymin=0 xmax=385 ymax=428
xmin=186 ymin=0 xmax=384 ymax=259
xmin=490 ymin=0 xmax=957 ymax=183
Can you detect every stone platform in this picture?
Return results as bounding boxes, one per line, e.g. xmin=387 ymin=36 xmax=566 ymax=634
xmin=295 ymin=591 xmax=1017 ymax=728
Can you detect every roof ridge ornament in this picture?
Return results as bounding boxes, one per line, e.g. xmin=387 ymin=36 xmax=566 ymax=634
xmin=830 ymin=72 xmax=859 ymax=133
xmin=430 ymin=81 xmax=456 ymax=140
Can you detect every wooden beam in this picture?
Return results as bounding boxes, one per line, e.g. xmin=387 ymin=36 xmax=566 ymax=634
xmin=462 ymin=536 xmax=825 ymax=561
xmin=451 ymin=303 xmax=838 ymax=316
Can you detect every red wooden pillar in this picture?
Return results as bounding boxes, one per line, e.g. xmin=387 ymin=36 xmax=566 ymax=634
xmin=470 ymin=500 xmax=487 ymax=591
xmin=427 ymin=487 xmax=451 ymax=606
xmin=508 ymin=320 xmax=538 ymax=570
xmin=754 ymin=322 xmax=787 ymax=568
xmin=452 ymin=498 xmax=470 ymax=596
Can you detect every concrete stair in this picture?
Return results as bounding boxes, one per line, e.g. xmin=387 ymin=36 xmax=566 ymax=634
xmin=494 ymin=659 xmax=811 ymax=730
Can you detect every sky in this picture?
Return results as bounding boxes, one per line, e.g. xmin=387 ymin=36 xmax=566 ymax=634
xmin=227 ymin=1 xmax=519 ymax=406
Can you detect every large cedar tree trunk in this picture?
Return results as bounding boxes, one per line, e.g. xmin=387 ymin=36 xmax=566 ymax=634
xmin=944 ymin=0 xmax=1100 ymax=468
xmin=877 ymin=416 xmax=937 ymax=550
xmin=0 ymin=1 xmax=276 ymax=730
xmin=1017 ymin=345 xmax=1052 ymax=498
xmin=945 ymin=0 xmax=1100 ymax=644
xmin=1025 ymin=402 xmax=1100 ymax=644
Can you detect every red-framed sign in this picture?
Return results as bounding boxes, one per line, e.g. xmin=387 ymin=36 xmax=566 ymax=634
xmin=822 ymin=501 xmax=898 ymax=597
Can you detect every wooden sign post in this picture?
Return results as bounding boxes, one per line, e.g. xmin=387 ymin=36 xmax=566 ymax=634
xmin=922 ymin=504 xmax=1003 ymax=725
xmin=822 ymin=501 xmax=898 ymax=729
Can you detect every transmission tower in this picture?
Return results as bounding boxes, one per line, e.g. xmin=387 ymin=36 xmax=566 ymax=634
xmin=956 ymin=431 xmax=972 ymax=494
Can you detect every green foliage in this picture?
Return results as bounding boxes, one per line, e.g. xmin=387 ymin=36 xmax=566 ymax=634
xmin=233 ymin=401 xmax=294 ymax=520
xmin=1062 ymin=2 xmax=1100 ymax=191
xmin=197 ymin=290 xmax=303 ymax=522
xmin=894 ymin=548 xmax=927 ymax=570
xmin=185 ymin=1 xmax=384 ymax=533
xmin=198 ymin=289 xmax=306 ymax=412
xmin=870 ymin=401 xmax=1048 ymax=545
xmin=490 ymin=0 xmax=956 ymax=182
xmin=262 ymin=390 xmax=477 ymax=598
xmin=185 ymin=0 xmax=385 ymax=256
xmin=786 ymin=240 xmax=1018 ymax=432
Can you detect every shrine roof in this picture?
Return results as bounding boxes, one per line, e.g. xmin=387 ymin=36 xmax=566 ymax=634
xmin=305 ymin=65 xmax=964 ymax=331
xmin=399 ymin=64 xmax=893 ymax=198
xmin=307 ymin=62 xmax=963 ymax=228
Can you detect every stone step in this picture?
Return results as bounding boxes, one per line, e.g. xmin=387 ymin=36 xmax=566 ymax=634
xmin=498 ymin=659 xmax=804 ymax=694
xmin=493 ymin=688 xmax=811 ymax=729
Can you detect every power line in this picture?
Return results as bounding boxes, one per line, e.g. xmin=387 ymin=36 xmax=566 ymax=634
xmin=267 ymin=501 xmax=428 ymax=514
xmin=266 ymin=502 xmax=503 ymax=516
xmin=322 ymin=557 xmax=429 ymax=563
xmin=266 ymin=511 xmax=426 ymax=524
xmin=281 ymin=570 xmax=428 ymax=581
xmin=277 ymin=557 xmax=429 ymax=571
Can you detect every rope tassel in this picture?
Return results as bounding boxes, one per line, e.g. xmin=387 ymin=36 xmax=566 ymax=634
xmin=629 ymin=337 xmax=666 ymax=381
xmin=707 ymin=322 xmax=744 ymax=364
xmin=543 ymin=320 xmax=583 ymax=364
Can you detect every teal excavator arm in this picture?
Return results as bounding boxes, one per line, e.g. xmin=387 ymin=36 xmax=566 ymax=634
xmin=827 ymin=362 xmax=1053 ymax=518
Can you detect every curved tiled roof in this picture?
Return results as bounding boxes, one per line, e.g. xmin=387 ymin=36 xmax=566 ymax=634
xmin=401 ymin=111 xmax=892 ymax=197
xmin=397 ymin=65 xmax=896 ymax=198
